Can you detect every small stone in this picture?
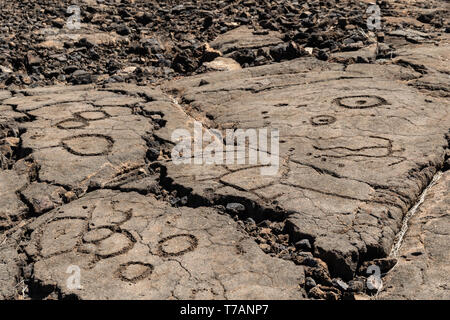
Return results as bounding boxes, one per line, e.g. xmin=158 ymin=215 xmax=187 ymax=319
xmin=70 ymin=70 xmax=94 ymax=84
xmin=63 ymin=65 xmax=78 ymax=74
xmin=116 ymin=25 xmax=131 ymax=36
xmin=51 ymin=18 xmax=65 ymax=28
xmin=26 ymin=52 xmax=41 ymax=66
xmin=295 ymin=239 xmax=311 ymax=251
xmin=317 ymin=49 xmax=329 ymax=61
xmin=2 ymin=137 xmax=20 ymax=147
xmin=64 ymin=191 xmax=77 ymax=202
xmin=305 ymin=277 xmax=316 ymax=289
xmin=203 ymin=57 xmax=241 ymax=72
xmin=201 ymin=43 xmax=222 ymax=62
xmin=245 ymin=217 xmax=256 ymax=225
xmin=226 ymin=202 xmax=245 ymax=213
xmin=348 ymin=279 xmax=365 ymax=293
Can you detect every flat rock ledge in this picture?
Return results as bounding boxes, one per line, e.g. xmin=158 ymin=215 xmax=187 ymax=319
xmin=0 ymin=42 xmax=449 ymax=299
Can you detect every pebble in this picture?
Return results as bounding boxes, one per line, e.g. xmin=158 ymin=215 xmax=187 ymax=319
xmin=2 ymin=0 xmax=443 ymax=87
xmin=295 ymin=239 xmax=312 ymax=251
xmin=226 ymin=202 xmax=246 ymax=213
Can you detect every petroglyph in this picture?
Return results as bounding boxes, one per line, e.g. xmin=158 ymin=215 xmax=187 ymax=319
xmin=0 ymin=33 xmax=448 ymax=300
xmin=61 ymin=134 xmax=114 ymax=157
xmin=23 ymin=190 xmax=305 ymax=299
xmin=157 ymin=234 xmax=199 ymax=257
xmin=310 ymin=115 xmax=337 ymax=126
xmin=333 ymin=95 xmax=388 ymax=109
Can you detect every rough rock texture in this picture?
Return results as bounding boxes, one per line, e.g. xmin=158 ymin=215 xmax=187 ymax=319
xmin=161 ymin=54 xmax=449 ymax=280
xmin=210 ymin=26 xmax=284 ymax=54
xmin=379 ymin=171 xmax=450 ymax=299
xmin=0 ymin=84 xmax=309 ymax=300
xmin=0 ymin=228 xmax=27 ymax=300
xmin=24 ymin=189 xmax=305 ymax=299
xmin=2 ymin=0 xmax=447 ymax=87
xmin=0 ymin=241 xmax=23 ymax=299
xmin=0 ymin=0 xmax=449 ymax=301
xmin=0 ymin=170 xmax=28 ymax=230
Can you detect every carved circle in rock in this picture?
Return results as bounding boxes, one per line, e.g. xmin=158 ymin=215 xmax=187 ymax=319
xmin=75 ymin=110 xmax=110 ymax=121
xmin=157 ymin=234 xmax=199 ymax=257
xmin=310 ymin=115 xmax=337 ymax=126
xmin=61 ymin=134 xmax=114 ymax=156
xmin=56 ymin=118 xmax=88 ymax=130
xmin=117 ymin=262 xmax=154 ymax=283
xmin=334 ymin=95 xmax=387 ymax=109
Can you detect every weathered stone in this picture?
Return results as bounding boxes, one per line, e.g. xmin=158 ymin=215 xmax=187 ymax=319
xmin=0 ymin=170 xmax=28 ymax=230
xmin=0 ymin=240 xmax=23 ymax=299
xmin=379 ymin=171 xmax=450 ymax=300
xmin=203 ymin=57 xmax=242 ymax=72
xmin=25 ymin=190 xmax=305 ymax=299
xmin=210 ymin=26 xmax=283 ymax=55
xmin=20 ymin=183 xmax=67 ymax=215
xmin=11 ymin=88 xmax=152 ymax=197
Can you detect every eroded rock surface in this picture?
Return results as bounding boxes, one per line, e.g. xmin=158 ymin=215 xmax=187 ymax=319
xmin=379 ymin=171 xmax=450 ymax=300
xmin=24 ymin=190 xmax=305 ymax=299
xmin=0 ymin=1 xmax=449 ymax=298
xmin=0 ymin=170 xmax=28 ymax=230
xmin=161 ymin=55 xmax=449 ymax=281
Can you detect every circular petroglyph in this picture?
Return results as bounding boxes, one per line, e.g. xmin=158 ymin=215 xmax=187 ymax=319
xmin=310 ymin=115 xmax=336 ymax=126
xmin=82 ymin=227 xmax=113 ymax=243
xmin=56 ymin=118 xmax=88 ymax=130
xmin=61 ymin=134 xmax=114 ymax=156
xmin=157 ymin=234 xmax=198 ymax=257
xmin=334 ymin=95 xmax=387 ymax=109
xmin=39 ymin=218 xmax=87 ymax=258
xmin=75 ymin=110 xmax=110 ymax=121
xmin=94 ymin=228 xmax=136 ymax=258
xmin=117 ymin=262 xmax=154 ymax=283
xmin=90 ymin=208 xmax=132 ymax=228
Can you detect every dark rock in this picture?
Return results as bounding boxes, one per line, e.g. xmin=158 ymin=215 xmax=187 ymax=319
xmin=116 ymin=24 xmax=131 ymax=36
xmin=26 ymin=52 xmax=41 ymax=67
xmin=51 ymin=18 xmax=65 ymax=29
xmin=295 ymin=239 xmax=312 ymax=251
xmin=417 ymin=13 xmax=433 ymax=24
xmin=309 ymin=285 xmax=341 ymax=300
xmin=70 ymin=70 xmax=94 ymax=84
xmin=63 ymin=65 xmax=78 ymax=74
xmin=317 ymin=49 xmax=329 ymax=61
xmin=359 ymin=257 xmax=397 ymax=274
xmin=226 ymin=202 xmax=246 ymax=213
xmin=348 ymin=279 xmax=365 ymax=293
